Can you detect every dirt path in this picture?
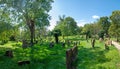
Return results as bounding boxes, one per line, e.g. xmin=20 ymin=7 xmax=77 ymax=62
xmin=112 ymin=41 xmax=120 ymax=50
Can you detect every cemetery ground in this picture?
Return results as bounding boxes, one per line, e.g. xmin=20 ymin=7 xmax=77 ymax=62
xmin=0 ymin=36 xmax=120 ymax=69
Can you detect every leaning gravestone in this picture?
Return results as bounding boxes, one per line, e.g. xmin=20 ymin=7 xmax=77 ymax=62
xmin=66 ymin=46 xmax=78 ymax=69
xmin=4 ymin=50 xmax=13 ymax=58
xmin=66 ymin=49 xmax=72 ymax=69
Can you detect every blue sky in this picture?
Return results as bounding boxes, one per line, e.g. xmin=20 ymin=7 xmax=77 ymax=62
xmin=48 ymin=0 xmax=120 ymax=30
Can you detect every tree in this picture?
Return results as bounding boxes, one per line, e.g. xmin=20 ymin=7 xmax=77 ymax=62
xmin=109 ymin=10 xmax=120 ymax=41
xmin=98 ymin=30 xmax=104 ymax=39
xmin=98 ymin=16 xmax=110 ymax=37
xmin=0 ymin=0 xmax=53 ymax=45
xmin=82 ymin=22 xmax=102 ymax=39
xmin=55 ymin=16 xmax=78 ymax=36
xmin=82 ymin=24 xmax=92 ymax=40
xmin=0 ymin=7 xmax=13 ymax=44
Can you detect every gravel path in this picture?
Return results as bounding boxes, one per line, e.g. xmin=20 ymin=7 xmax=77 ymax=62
xmin=112 ymin=41 xmax=120 ymax=50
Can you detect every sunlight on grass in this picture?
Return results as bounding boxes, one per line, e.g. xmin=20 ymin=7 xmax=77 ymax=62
xmin=0 ymin=37 xmax=120 ymax=69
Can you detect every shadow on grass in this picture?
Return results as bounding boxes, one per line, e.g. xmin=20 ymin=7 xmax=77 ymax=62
xmin=77 ymin=46 xmax=110 ymax=69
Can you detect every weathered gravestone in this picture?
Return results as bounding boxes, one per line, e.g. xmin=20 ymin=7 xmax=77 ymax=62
xmin=49 ymin=41 xmax=54 ymax=48
xmin=105 ymin=40 xmax=112 ymax=46
xmin=91 ymin=39 xmax=95 ymax=48
xmin=99 ymin=38 xmax=103 ymax=43
xmin=66 ymin=49 xmax=72 ymax=69
xmin=4 ymin=50 xmax=13 ymax=58
xmin=18 ymin=60 xmax=30 ymax=66
xmin=72 ymin=46 xmax=78 ymax=61
xmin=66 ymin=46 xmax=78 ymax=69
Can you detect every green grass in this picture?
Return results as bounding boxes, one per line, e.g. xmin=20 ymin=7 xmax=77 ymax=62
xmin=0 ymin=37 xmax=120 ymax=69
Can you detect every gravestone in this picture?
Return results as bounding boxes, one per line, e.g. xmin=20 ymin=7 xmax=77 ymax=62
xmin=73 ymin=41 xmax=77 ymax=46
xmin=66 ymin=49 xmax=72 ymax=69
xmin=67 ymin=40 xmax=70 ymax=46
xmin=49 ymin=41 xmax=54 ymax=48
xmin=106 ymin=40 xmax=112 ymax=46
xmin=4 ymin=50 xmax=13 ymax=58
xmin=62 ymin=42 xmax=65 ymax=47
xmin=72 ymin=46 xmax=78 ymax=61
xmin=105 ymin=44 xmax=109 ymax=50
xmin=91 ymin=39 xmax=95 ymax=48
xmin=66 ymin=46 xmax=78 ymax=69
xmin=18 ymin=60 xmax=30 ymax=66
xmin=34 ymin=40 xmax=38 ymax=44
xmin=22 ymin=40 xmax=29 ymax=48
xmin=99 ymin=38 xmax=103 ymax=43
xmin=70 ymin=41 xmax=73 ymax=44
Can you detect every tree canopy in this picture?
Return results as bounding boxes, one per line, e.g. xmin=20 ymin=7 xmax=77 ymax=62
xmin=109 ymin=10 xmax=120 ymax=41
xmin=55 ymin=16 xmax=78 ymax=36
xmin=0 ymin=0 xmax=53 ymax=45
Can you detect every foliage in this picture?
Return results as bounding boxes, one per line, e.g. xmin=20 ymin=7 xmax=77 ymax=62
xmin=98 ymin=30 xmax=104 ymax=39
xmin=109 ymin=10 xmax=120 ymax=41
xmin=98 ymin=16 xmax=110 ymax=36
xmin=0 ymin=0 xmax=53 ymax=44
xmin=55 ymin=16 xmax=78 ymax=36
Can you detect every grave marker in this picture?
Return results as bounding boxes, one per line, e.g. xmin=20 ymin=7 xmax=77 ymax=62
xmin=18 ymin=60 xmax=30 ymax=66
xmin=66 ymin=46 xmax=78 ymax=69
xmin=4 ymin=50 xmax=13 ymax=58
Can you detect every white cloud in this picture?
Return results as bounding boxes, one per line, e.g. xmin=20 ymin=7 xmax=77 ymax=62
xmin=92 ymin=15 xmax=100 ymax=19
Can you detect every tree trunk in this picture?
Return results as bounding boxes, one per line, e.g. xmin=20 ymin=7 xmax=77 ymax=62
xmin=54 ymin=34 xmax=59 ymax=44
xmin=26 ymin=19 xmax=35 ymax=46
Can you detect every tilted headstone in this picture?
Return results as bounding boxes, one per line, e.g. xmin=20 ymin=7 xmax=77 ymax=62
xmin=18 ymin=60 xmax=30 ymax=66
xmin=4 ymin=50 xmax=13 ymax=58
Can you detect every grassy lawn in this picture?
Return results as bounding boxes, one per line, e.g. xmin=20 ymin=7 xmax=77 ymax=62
xmin=0 ymin=37 xmax=120 ymax=69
